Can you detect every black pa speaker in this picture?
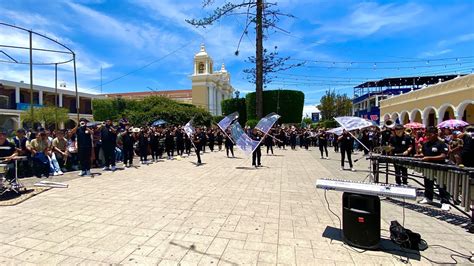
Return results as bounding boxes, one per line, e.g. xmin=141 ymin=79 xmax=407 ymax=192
xmin=342 ymin=192 xmax=381 ymax=250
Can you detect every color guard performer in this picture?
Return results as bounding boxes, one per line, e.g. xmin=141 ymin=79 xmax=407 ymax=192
xmin=193 ymin=128 xmax=203 ymax=165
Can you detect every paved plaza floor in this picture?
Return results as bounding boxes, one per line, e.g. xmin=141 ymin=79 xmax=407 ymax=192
xmin=0 ymin=147 xmax=473 ymax=265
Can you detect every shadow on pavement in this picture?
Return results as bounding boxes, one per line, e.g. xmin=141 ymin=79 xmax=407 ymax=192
xmin=322 ymin=226 xmax=421 ymax=261
xmin=383 ymin=198 xmax=471 ymax=229
xmin=235 ymin=166 xmax=257 ymax=170
xmin=169 ymin=241 xmax=237 ymax=265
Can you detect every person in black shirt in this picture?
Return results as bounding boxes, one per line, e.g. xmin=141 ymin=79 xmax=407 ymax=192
xmin=138 ymin=129 xmax=149 ymax=164
xmin=251 ymin=129 xmax=262 ymax=167
xmin=418 ymin=126 xmax=450 ymax=211
xmin=0 ymin=131 xmax=19 ymax=186
xmin=175 ymin=127 xmax=185 ymax=156
xmin=201 ymin=129 xmax=207 ymax=153
xmin=290 ymin=130 xmax=297 ymax=150
xmin=184 ymin=133 xmax=192 ymax=156
xmin=120 ymin=126 xmax=135 ymax=167
xmin=389 ymin=124 xmax=413 ymax=185
xmin=72 ymin=118 xmax=93 ymax=177
xmin=225 ymin=130 xmax=234 ymax=158
xmin=318 ymin=130 xmax=328 ymax=159
xmin=164 ymin=129 xmax=174 ymax=160
xmin=208 ymin=130 xmax=215 ymax=152
xmin=216 ymin=131 xmax=223 ymax=151
xmin=338 ymin=130 xmax=355 ymax=171
xmin=332 ymin=133 xmax=339 ymax=153
xmin=459 ymin=126 xmax=474 ymax=167
xmin=149 ymin=128 xmax=159 ymax=162
xmin=264 ymin=133 xmax=274 ymax=155
xmin=100 ymin=119 xmax=117 ymax=171
xmin=193 ymin=128 xmax=203 ymax=165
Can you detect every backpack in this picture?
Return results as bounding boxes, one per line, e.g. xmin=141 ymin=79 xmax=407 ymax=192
xmin=390 ymin=220 xmax=427 ymax=251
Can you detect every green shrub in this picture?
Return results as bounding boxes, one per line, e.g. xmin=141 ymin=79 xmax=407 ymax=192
xmin=245 ymin=119 xmax=259 ymax=128
xmin=93 ymin=96 xmax=212 ymax=126
xmin=221 ymin=98 xmax=247 ymax=125
xmin=246 ymin=90 xmax=304 ymax=123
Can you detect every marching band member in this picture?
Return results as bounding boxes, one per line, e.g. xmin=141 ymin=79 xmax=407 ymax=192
xmin=389 ymin=124 xmax=412 ymax=185
xmin=418 ymin=126 xmax=450 ymax=211
xmin=264 ymin=132 xmax=274 ymax=155
xmin=72 ymin=118 xmax=93 ymax=177
xmin=100 ymin=119 xmax=117 ymax=171
xmin=175 ymin=126 xmax=185 ymax=156
xmin=120 ymin=126 xmax=135 ymax=168
xmin=318 ymin=129 xmax=328 ymax=159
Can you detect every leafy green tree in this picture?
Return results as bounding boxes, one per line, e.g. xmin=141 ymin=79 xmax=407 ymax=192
xmin=317 ymin=90 xmax=352 ymax=120
xmin=21 ymin=106 xmax=69 ymax=129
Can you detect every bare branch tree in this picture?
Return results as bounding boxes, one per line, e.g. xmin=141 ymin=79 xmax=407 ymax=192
xmin=186 ymin=1 xmax=299 ymax=119
xmin=243 ymin=46 xmax=304 ymax=88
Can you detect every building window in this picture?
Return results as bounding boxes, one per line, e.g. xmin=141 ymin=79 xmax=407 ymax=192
xmin=198 ymin=63 xmax=205 ymax=74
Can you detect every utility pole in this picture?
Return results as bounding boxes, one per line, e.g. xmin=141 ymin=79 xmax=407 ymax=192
xmin=29 ymin=30 xmax=34 ymax=121
xmin=276 ymin=88 xmax=280 ymax=114
xmin=55 ymin=63 xmax=58 ymax=129
xmin=255 ymin=0 xmax=264 ymax=119
xmin=100 ymin=66 xmax=103 ymax=94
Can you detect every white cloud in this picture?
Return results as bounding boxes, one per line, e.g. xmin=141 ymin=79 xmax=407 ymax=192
xmin=438 ymin=33 xmax=474 ymax=47
xmin=0 ymin=7 xmax=112 ymax=91
xmin=317 ymin=2 xmax=424 ymax=37
xmin=419 ymin=49 xmax=452 ymax=58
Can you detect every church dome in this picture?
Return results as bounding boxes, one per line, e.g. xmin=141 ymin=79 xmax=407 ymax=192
xmin=220 ymin=63 xmax=227 ymax=73
xmin=195 ymin=44 xmax=208 ymax=57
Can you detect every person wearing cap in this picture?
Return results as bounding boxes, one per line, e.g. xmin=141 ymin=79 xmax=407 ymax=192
xmin=72 ymin=118 xmax=93 ymax=177
xmin=418 ymin=126 xmax=450 ymax=210
xmin=389 ymin=124 xmax=413 ymax=185
xmin=0 ymin=130 xmax=19 ymax=187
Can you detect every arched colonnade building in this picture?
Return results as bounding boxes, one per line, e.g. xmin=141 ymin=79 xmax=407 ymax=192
xmin=380 ymin=74 xmax=474 ymax=127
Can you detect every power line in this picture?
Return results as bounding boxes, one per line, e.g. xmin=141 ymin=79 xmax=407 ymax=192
xmin=89 ymin=40 xmax=198 ymax=90
xmin=285 ymin=55 xmax=474 ymax=64
xmin=303 ymin=61 xmax=474 ymax=70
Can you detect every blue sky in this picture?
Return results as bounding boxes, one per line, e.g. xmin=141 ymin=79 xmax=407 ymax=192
xmin=1 ymin=0 xmax=473 ymax=116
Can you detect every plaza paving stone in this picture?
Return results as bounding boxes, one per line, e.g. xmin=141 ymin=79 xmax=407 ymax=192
xmin=0 ymin=147 xmax=473 ymax=265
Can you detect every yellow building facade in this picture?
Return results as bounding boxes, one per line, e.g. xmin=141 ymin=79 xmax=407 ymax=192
xmin=380 ymin=74 xmax=474 ymax=126
xmin=190 ymin=44 xmax=234 ymax=115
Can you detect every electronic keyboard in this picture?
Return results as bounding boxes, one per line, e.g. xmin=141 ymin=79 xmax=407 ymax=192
xmin=316 ymin=178 xmax=417 ymax=200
